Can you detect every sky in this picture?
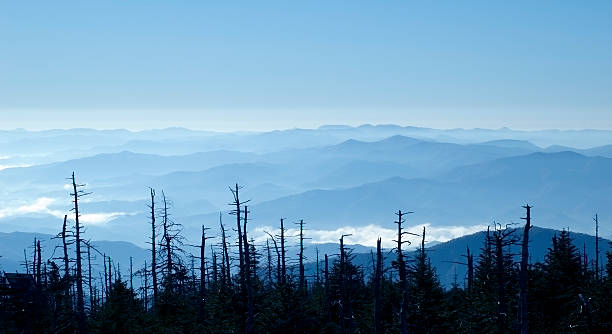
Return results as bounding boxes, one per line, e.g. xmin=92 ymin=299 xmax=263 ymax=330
xmin=1 ymin=0 xmax=611 ymax=130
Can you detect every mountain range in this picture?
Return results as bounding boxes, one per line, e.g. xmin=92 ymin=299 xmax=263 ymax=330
xmin=1 ymin=125 xmax=611 ymax=249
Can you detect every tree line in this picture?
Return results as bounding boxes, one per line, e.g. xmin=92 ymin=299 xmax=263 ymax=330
xmin=1 ymin=174 xmax=611 ymax=333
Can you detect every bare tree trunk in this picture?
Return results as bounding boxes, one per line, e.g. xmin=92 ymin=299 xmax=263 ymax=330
xmin=32 ymin=238 xmax=37 ymax=282
xmin=374 ymin=238 xmax=383 ymax=334
xmin=149 ymin=188 xmax=158 ymax=307
xmin=103 ymin=254 xmax=108 ymax=299
xmin=231 ymin=183 xmax=245 ymax=290
xmin=243 ymin=206 xmax=254 ymax=334
xmin=143 ymin=261 xmax=148 ymax=310
xmin=266 ymin=240 xmax=272 ymax=284
xmin=266 ymin=233 xmax=281 ymax=284
xmin=108 ymin=256 xmax=112 ymax=289
xmin=519 ymin=205 xmax=532 ymax=334
xmin=395 ymin=210 xmax=410 ymax=334
xmin=220 ymin=215 xmax=231 ymax=286
xmin=162 ymin=191 xmax=172 ymax=291
xmin=200 ymin=225 xmax=207 ymax=321
xmin=495 ymin=235 xmax=506 ymax=334
xmin=594 ymin=213 xmax=599 ymax=280
xmin=36 ymin=240 xmax=42 ymax=285
xmin=466 ymin=246 xmax=474 ymax=294
xmin=212 ymin=250 xmax=219 ymax=287
xmin=324 ymin=253 xmax=330 ymax=317
xmin=298 ymin=220 xmax=306 ymax=292
xmin=339 ymin=234 xmax=354 ymax=334
xmin=88 ymin=244 xmax=93 ymax=311
xmin=280 ymin=219 xmax=287 ymax=285
xmin=62 ymin=215 xmax=70 ymax=279
xmin=71 ymin=172 xmax=88 ymax=333
xmin=316 ymin=247 xmax=320 ymax=284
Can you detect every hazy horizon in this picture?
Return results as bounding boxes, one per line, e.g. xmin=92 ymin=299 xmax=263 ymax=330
xmin=2 ymin=121 xmax=612 ymax=133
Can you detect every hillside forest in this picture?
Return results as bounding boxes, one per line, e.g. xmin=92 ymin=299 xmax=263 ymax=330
xmin=1 ymin=173 xmax=611 ymax=334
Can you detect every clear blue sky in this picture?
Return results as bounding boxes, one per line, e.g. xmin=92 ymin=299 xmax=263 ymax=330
xmin=1 ymin=1 xmax=611 ymax=130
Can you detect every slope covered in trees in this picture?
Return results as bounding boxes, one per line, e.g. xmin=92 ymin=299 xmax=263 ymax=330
xmin=1 ymin=175 xmax=611 ymax=333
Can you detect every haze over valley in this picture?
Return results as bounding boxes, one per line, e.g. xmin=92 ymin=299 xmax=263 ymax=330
xmin=1 ymin=124 xmax=610 ymax=251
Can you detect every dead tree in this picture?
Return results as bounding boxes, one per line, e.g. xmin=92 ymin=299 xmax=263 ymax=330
xmin=594 ymin=214 xmax=600 ymax=280
xmin=265 ymin=232 xmax=281 ymax=284
xmin=108 ymin=256 xmax=112 ymax=290
xmin=518 ymin=205 xmax=532 ymax=334
xmin=394 ymin=210 xmax=415 ymax=334
xmin=199 ymin=224 xmax=211 ymax=321
xmin=36 ymin=240 xmax=42 ymax=285
xmin=148 ymin=188 xmax=158 ymax=306
xmin=266 ymin=240 xmax=272 ymax=284
xmin=62 ymin=215 xmax=70 ymax=279
xmin=316 ymin=247 xmax=320 ymax=284
xmin=31 ymin=239 xmax=37 ymax=281
xmin=491 ymin=222 xmax=519 ymax=334
xmin=229 ymin=183 xmax=250 ymax=290
xmin=143 ymin=261 xmax=149 ymax=310
xmin=339 ymin=234 xmax=355 ymax=334
xmin=70 ymin=172 xmax=89 ymax=333
xmin=220 ymin=214 xmax=231 ymax=287
xmin=88 ymin=244 xmax=93 ymax=310
xmin=374 ymin=237 xmax=383 ymax=334
xmin=280 ymin=219 xmax=287 ymax=285
xmin=161 ymin=191 xmax=173 ymax=290
xmin=243 ymin=206 xmax=255 ymax=334
xmin=103 ymin=254 xmax=108 ymax=298
xmin=130 ymin=256 xmax=134 ymax=292
xmin=296 ymin=219 xmax=309 ymax=292
xmin=324 ymin=253 xmax=330 ymax=314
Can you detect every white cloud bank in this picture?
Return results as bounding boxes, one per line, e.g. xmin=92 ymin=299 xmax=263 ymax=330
xmin=252 ymin=223 xmax=487 ymax=248
xmin=0 ymin=197 xmax=130 ymax=226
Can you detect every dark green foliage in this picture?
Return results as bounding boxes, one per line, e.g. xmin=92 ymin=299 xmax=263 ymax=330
xmin=2 ymin=191 xmax=611 ymax=334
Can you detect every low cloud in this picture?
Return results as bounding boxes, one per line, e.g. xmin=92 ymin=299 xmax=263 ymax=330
xmin=80 ymin=212 xmax=130 ymax=225
xmin=0 ymin=197 xmax=130 ymax=226
xmin=252 ymin=223 xmax=487 ymax=248
xmin=0 ymin=163 xmax=31 ymax=171
xmin=0 ymin=197 xmax=64 ymax=219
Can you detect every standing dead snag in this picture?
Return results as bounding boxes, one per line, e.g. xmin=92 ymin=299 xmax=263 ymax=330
xmin=36 ymin=240 xmax=42 ymax=285
xmin=229 ymin=183 xmax=250 ymax=291
xmin=491 ymin=222 xmax=519 ymax=334
xmin=130 ymin=256 xmax=134 ymax=292
xmin=466 ymin=246 xmax=474 ymax=294
xmin=88 ymin=244 xmax=93 ymax=310
xmin=266 ymin=240 xmax=272 ymax=284
xmin=594 ymin=214 xmax=599 ymax=280
xmin=519 ymin=204 xmax=532 ymax=334
xmin=374 ymin=238 xmax=383 ymax=334
xmin=108 ymin=256 xmax=112 ymax=291
xmin=158 ymin=191 xmax=184 ymax=294
xmin=339 ymin=234 xmax=355 ymax=334
xmin=199 ymin=224 xmax=212 ymax=321
xmin=265 ymin=231 xmax=281 ymax=284
xmin=220 ymin=214 xmax=231 ymax=287
xmin=243 ymin=206 xmax=255 ymax=334
xmin=103 ymin=253 xmax=108 ymax=299
xmin=61 ymin=215 xmax=70 ymax=279
xmin=148 ymin=188 xmax=158 ymax=307
xmin=70 ymin=172 xmax=89 ymax=333
xmin=296 ymin=219 xmax=309 ymax=293
xmin=394 ymin=209 xmax=415 ymax=334
xmin=280 ymin=218 xmax=287 ymax=285
xmin=161 ymin=191 xmax=173 ymax=290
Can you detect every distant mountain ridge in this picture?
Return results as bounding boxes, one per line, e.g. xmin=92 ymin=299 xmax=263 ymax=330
xmin=1 ymin=127 xmax=611 ymax=247
xmin=3 ymin=226 xmax=608 ymax=289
